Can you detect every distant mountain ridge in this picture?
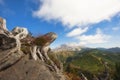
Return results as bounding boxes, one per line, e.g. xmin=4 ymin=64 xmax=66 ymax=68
xmin=107 ymin=47 xmax=120 ymax=53
xmin=53 ymin=45 xmax=120 ymax=53
xmin=97 ymin=47 xmax=120 ymax=53
xmin=53 ymin=44 xmax=82 ymax=52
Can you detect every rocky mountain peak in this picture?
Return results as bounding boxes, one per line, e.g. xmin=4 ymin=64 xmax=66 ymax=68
xmin=53 ymin=44 xmax=82 ymax=52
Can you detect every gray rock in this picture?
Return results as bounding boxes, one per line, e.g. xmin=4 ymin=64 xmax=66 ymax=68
xmin=0 ymin=54 xmax=56 ymax=80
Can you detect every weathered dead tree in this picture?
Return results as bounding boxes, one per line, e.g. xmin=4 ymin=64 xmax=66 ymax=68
xmin=0 ymin=18 xmax=28 ymax=71
xmin=29 ymin=32 xmax=63 ymax=73
xmin=0 ymin=17 xmax=65 ymax=80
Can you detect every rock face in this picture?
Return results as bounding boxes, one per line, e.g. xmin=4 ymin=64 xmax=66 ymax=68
xmin=0 ymin=55 xmax=59 ymax=80
xmin=0 ymin=17 xmax=65 ymax=80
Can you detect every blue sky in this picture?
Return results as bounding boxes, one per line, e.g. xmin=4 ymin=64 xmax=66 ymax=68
xmin=0 ymin=0 xmax=120 ymax=48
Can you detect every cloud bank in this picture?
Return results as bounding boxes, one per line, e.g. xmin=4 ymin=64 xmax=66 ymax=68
xmin=33 ymin=0 xmax=120 ymax=28
xmin=33 ymin=0 xmax=119 ymax=46
xmin=64 ymin=28 xmax=111 ymax=47
xmin=112 ymin=27 xmax=120 ymax=31
xmin=66 ymin=27 xmax=88 ymax=37
xmin=75 ymin=29 xmax=111 ymax=44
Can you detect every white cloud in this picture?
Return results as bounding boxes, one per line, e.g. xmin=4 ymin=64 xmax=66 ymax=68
xmin=66 ymin=27 xmax=88 ymax=37
xmin=75 ymin=28 xmax=111 ymax=44
xmin=112 ymin=27 xmax=120 ymax=31
xmin=70 ymin=42 xmax=87 ymax=47
xmin=65 ymin=42 xmax=85 ymax=47
xmin=33 ymin=0 xmax=120 ymax=28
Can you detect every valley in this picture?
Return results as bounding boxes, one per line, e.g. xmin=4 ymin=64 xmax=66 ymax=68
xmin=52 ymin=47 xmax=120 ymax=80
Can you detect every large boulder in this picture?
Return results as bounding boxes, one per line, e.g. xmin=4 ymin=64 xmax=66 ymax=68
xmin=0 ymin=54 xmax=59 ymax=80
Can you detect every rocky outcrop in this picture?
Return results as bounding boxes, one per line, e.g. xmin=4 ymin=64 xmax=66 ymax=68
xmin=0 ymin=54 xmax=62 ymax=80
xmin=0 ymin=17 xmax=65 ymax=80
